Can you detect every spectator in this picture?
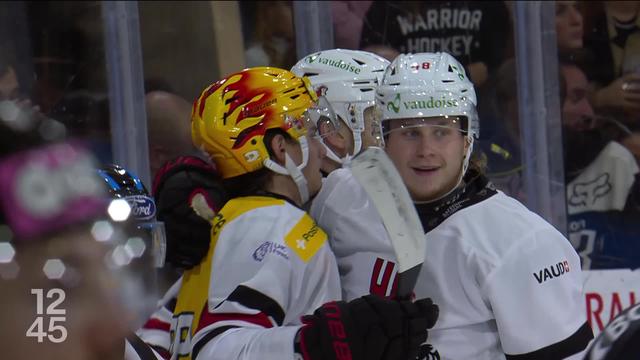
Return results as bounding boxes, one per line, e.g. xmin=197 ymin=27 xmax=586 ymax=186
xmin=331 ymin=1 xmax=373 ymax=50
xmin=555 ymin=1 xmax=585 ymax=55
xmin=560 ymin=63 xmax=639 ymax=182
xmin=475 ymin=58 xmax=525 ymax=202
xmin=0 ymin=43 xmax=44 ymax=127
xmin=145 ymin=90 xmax=194 ymax=179
xmin=0 ymin=60 xmax=21 ymax=101
xmin=560 ymin=62 xmax=640 ymax=270
xmin=244 ymin=1 xmax=297 ymax=69
xmin=582 ymin=1 xmax=640 ymax=125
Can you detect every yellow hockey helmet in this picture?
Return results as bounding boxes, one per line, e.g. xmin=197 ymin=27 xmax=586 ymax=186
xmin=192 ymin=67 xmax=318 ymax=179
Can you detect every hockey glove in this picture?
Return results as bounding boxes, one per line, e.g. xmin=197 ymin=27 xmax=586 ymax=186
xmin=296 ymin=295 xmax=438 ymax=360
xmin=152 ymin=156 xmax=228 ymax=269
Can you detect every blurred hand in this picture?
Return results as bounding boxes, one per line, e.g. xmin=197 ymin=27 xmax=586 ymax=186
xmin=620 ymin=133 xmax=640 ymax=164
xmin=0 ymin=98 xmax=46 ymax=132
xmin=594 ymin=73 xmax=640 ymax=114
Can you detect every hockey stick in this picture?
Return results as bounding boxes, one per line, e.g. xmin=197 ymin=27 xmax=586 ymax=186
xmin=349 ymin=147 xmax=425 ymax=298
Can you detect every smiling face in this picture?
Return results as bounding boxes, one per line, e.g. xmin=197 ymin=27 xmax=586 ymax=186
xmin=384 ymin=116 xmax=469 ymax=201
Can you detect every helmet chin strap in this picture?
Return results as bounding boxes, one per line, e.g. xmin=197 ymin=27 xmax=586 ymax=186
xmin=324 ymin=143 xmax=344 ymax=165
xmin=321 ymin=126 xmax=362 ymax=166
xmin=352 ymin=129 xmax=363 ymax=156
xmin=414 ymin=136 xmax=474 ymax=204
xmin=263 ymin=136 xmax=311 ymax=204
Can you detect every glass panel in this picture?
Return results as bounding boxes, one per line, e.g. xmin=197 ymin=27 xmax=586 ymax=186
xmin=240 ymin=0 xmax=298 ymax=69
xmin=557 ymin=0 xmax=640 ymax=337
xmin=138 ymin=1 xmax=264 ymax=180
xmin=1 ymin=1 xmax=112 ymax=163
xmin=560 ymin=0 xmax=640 ymax=271
xmin=327 ymin=1 xmax=529 ymax=205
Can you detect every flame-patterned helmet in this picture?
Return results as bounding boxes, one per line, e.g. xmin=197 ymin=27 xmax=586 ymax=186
xmin=192 ymin=67 xmax=318 ymax=179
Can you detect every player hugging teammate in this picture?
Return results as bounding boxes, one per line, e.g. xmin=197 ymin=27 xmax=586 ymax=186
xmin=140 ymin=50 xmax=595 ymax=360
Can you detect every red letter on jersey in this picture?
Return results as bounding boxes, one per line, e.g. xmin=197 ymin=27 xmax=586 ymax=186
xmin=370 ymin=258 xmax=398 ymax=298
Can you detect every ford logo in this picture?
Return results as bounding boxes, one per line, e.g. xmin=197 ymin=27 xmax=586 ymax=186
xmin=125 ymin=195 xmax=156 ymax=220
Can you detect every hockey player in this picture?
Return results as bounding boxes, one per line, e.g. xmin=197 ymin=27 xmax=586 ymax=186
xmin=291 ymin=49 xmax=406 ymax=301
xmin=137 ymin=155 xmax=227 ymax=358
xmin=169 ymin=67 xmax=438 ymax=360
xmin=97 ymin=164 xmax=169 ymax=360
xmin=291 ymin=48 xmax=389 ymax=172
xmin=139 ymin=50 xmax=391 ymax=356
xmin=378 ymin=53 xmax=593 ymax=359
xmin=584 ymin=301 xmax=640 ymax=359
xmin=313 ymin=52 xmax=594 ymax=359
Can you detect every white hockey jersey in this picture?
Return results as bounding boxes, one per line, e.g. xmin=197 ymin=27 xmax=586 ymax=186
xmin=170 ymin=195 xmax=341 ymax=360
xmin=310 ymin=168 xmax=398 ymax=301
xmin=311 ymin=168 xmax=593 ymax=359
xmin=125 ymin=334 xmax=166 ymax=360
xmin=137 ymin=278 xmax=182 ymax=358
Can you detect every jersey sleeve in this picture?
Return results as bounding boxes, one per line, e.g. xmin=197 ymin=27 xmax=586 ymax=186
xmin=482 ymin=227 xmax=593 ymax=359
xmin=125 ymin=334 xmax=166 ymax=360
xmin=189 ymin=210 xmax=341 ymax=360
xmin=136 ymin=278 xmax=182 ymax=359
xmin=311 ymin=168 xmax=398 ymax=301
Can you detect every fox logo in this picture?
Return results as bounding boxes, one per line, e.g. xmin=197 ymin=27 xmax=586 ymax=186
xmin=568 ymin=173 xmax=612 ymax=207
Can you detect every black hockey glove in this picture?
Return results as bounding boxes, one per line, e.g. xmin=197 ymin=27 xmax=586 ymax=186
xmin=296 ymin=295 xmax=439 ymax=360
xmin=152 ymin=156 xmax=228 ymax=270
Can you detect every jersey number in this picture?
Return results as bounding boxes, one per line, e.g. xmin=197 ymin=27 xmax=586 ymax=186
xmin=170 ymin=312 xmax=194 ymax=359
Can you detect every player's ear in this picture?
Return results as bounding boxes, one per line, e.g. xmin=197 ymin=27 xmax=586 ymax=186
xmin=268 ymin=133 xmax=288 ymax=165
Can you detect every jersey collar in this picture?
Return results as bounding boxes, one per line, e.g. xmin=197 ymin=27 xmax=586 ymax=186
xmin=415 ymin=169 xmax=498 ymax=232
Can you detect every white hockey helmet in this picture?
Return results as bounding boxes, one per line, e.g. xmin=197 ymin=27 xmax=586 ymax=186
xmin=376 ymin=52 xmax=479 ymax=193
xmin=292 ymin=49 xmax=389 ymax=163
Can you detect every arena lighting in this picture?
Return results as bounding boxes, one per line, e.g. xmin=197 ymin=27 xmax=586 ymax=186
xmin=108 ymin=198 xmax=131 ymax=222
